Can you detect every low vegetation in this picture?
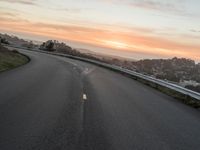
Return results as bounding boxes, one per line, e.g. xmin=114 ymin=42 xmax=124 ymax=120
xmin=185 ymin=85 xmax=200 ymax=93
xmin=0 ymin=45 xmax=29 ymax=72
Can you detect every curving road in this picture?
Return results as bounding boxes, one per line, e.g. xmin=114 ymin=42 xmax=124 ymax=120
xmin=0 ymin=49 xmax=200 ymax=150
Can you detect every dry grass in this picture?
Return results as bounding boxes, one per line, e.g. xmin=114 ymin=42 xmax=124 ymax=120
xmin=0 ymin=45 xmax=29 ymax=72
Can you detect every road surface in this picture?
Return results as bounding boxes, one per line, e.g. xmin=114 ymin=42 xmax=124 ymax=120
xmin=0 ymin=49 xmax=200 ymax=150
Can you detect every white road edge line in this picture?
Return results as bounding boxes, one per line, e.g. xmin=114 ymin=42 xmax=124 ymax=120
xmin=83 ymin=94 xmax=87 ymax=100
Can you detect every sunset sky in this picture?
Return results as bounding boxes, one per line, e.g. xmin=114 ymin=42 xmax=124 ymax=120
xmin=0 ymin=0 xmax=200 ymax=61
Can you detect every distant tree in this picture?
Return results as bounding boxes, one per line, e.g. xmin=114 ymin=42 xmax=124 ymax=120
xmin=39 ymin=40 xmax=55 ymax=51
xmin=45 ymin=40 xmax=54 ymax=51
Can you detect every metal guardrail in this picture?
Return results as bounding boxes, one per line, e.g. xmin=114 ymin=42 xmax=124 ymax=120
xmin=7 ymin=45 xmax=200 ymax=101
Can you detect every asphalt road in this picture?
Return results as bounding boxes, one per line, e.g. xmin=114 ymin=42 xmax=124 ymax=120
xmin=0 ymin=49 xmax=200 ymax=150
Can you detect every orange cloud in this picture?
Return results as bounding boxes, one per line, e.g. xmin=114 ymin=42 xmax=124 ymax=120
xmin=0 ymin=16 xmax=200 ymax=61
